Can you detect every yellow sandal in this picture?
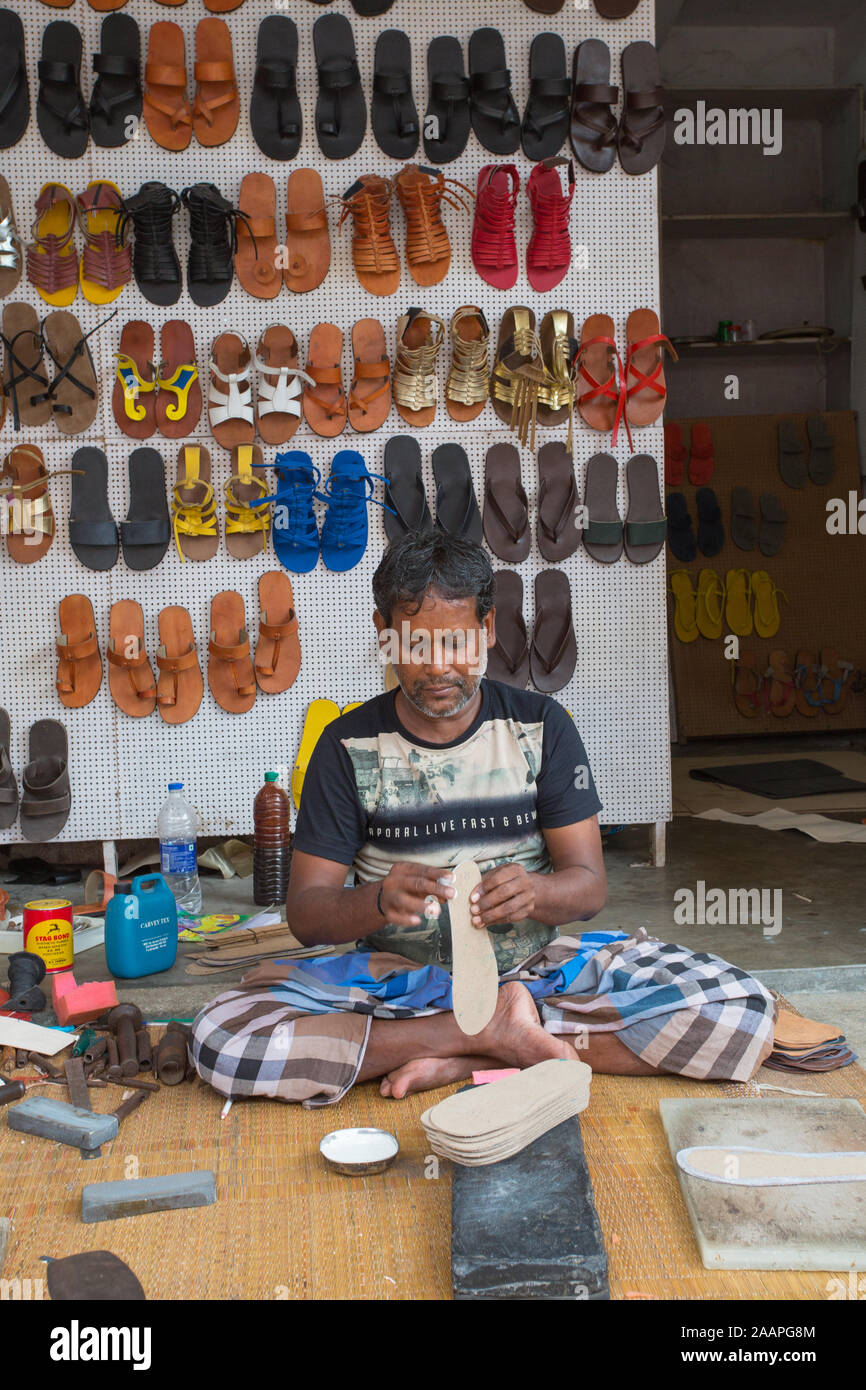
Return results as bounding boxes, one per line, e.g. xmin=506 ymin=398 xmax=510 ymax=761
xmin=225 ymin=444 xmax=271 ymax=558
xmin=751 ymin=569 xmax=787 ymax=639
xmin=171 ymin=445 xmax=219 ymax=562
xmin=724 ymin=568 xmax=753 ymax=637
xmin=670 ymin=570 xmax=698 ymax=643
xmin=695 ymin=568 xmax=724 ymax=640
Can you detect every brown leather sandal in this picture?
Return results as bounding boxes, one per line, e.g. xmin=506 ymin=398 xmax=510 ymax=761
xmin=56 ymin=594 xmax=102 ymax=710
xmin=1 ymin=302 xmax=52 ymax=430
xmin=112 ymin=319 xmax=157 ymax=439
xmin=42 ymin=309 xmax=103 ymax=436
xmin=209 ymin=590 xmax=256 ymax=714
xmin=348 ymin=318 xmax=391 ymax=433
xmin=394 ymin=164 xmax=472 ymax=287
xmin=193 ymin=18 xmax=239 ymax=148
xmin=2 ymin=444 xmax=75 ymax=564
xmin=172 ymin=445 xmax=219 ymax=562
xmin=156 ymin=605 xmax=203 ymax=726
xmin=255 ymin=325 xmax=308 ymax=445
xmin=107 ymin=600 xmax=156 ymax=719
xmin=25 ymin=183 xmax=78 ymax=307
xmin=235 ymin=172 xmax=280 ymax=300
xmin=576 ymin=312 xmax=624 ymax=441
xmin=284 ymin=169 xmax=330 ymax=293
xmin=482 ymin=443 xmax=530 ymax=563
xmin=143 ymin=21 xmax=192 ymax=152
xmin=255 ymin=571 xmax=301 ymax=695
xmin=76 ymin=181 xmax=131 ymax=305
xmin=157 ymin=320 xmax=201 ymax=437
xmin=623 ymin=307 xmax=677 ymax=432
xmin=336 ymin=175 xmax=399 ymax=297
xmin=303 ymin=322 xmax=347 ymax=437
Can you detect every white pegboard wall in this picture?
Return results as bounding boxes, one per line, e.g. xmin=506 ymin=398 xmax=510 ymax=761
xmin=0 ymin=0 xmax=670 ymax=842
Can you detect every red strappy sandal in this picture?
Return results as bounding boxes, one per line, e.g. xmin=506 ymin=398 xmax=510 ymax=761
xmin=688 ymin=421 xmax=714 ymax=484
xmin=664 ymin=421 xmax=686 ymax=485
xmin=526 ymin=157 xmax=574 ymax=293
xmin=471 ymin=164 xmax=519 ymax=291
xmin=574 ymin=312 xmax=626 ymax=445
xmin=623 ymin=308 xmax=678 ymax=432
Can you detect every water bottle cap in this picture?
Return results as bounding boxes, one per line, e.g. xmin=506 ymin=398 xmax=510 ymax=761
xmin=264 ymin=772 xmax=278 ymax=783
xmin=168 ymin=782 xmax=183 ymax=790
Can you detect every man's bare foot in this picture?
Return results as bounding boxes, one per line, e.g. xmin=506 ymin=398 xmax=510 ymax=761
xmin=475 ymin=981 xmax=575 ymax=1069
xmin=380 ymin=1055 xmax=481 ymax=1100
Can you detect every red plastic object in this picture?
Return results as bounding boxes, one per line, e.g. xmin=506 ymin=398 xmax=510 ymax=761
xmin=688 ymin=421 xmax=715 ymax=484
xmin=664 ymin=421 xmax=686 ymax=486
xmin=526 ymin=159 xmax=574 ymax=293
xmin=51 ymin=972 xmax=118 ymax=1027
xmin=471 ymin=164 xmax=519 ymax=290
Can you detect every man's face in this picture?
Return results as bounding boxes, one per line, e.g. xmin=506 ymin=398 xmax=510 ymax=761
xmin=375 ymin=591 xmax=496 ymax=719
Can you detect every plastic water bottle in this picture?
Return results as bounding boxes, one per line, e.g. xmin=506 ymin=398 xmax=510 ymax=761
xmin=158 ymin=782 xmax=201 ymax=916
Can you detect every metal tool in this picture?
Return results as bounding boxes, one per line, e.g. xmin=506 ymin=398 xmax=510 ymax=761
xmin=107 ymin=1003 xmax=143 ymax=1078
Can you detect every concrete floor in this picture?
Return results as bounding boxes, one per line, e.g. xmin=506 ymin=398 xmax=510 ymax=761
xmin=3 ymin=815 xmax=864 ymax=1046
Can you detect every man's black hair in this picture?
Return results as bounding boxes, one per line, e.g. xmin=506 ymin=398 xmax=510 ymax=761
xmin=372 ymin=531 xmax=495 ymax=626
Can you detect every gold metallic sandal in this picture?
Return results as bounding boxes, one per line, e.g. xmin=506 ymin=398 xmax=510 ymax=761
xmin=393 ymin=308 xmax=445 ymax=427
xmin=490 ymin=306 xmax=542 ymax=447
xmin=535 ymin=310 xmax=577 ymax=452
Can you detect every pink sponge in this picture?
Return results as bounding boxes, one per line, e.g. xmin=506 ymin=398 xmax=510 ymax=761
xmin=51 ymin=972 xmax=118 ymax=1027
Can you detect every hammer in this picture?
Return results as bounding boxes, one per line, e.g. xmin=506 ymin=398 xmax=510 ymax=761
xmin=107 ymin=1003 xmax=143 ymax=1078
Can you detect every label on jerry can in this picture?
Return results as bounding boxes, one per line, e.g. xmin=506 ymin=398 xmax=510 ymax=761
xmin=23 ymin=898 xmax=74 ymax=973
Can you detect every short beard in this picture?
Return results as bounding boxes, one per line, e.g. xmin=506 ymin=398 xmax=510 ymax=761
xmin=398 ymin=637 xmax=488 ymax=719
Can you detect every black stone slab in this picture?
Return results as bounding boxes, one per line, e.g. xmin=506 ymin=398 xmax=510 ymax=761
xmin=451 ymin=1114 xmax=609 ymax=1299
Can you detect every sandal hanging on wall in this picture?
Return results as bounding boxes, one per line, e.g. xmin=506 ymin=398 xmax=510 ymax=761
xmin=313 ymin=13 xmax=366 ymax=160
xmin=2 ymin=444 xmax=75 ymax=564
xmin=256 ymin=325 xmax=310 ymax=445
xmin=208 ymin=332 xmax=255 ymax=448
xmin=156 ymin=606 xmax=203 ymax=726
xmin=255 ymin=572 xmax=301 ymax=695
xmin=303 ymin=322 xmax=347 ymax=437
xmin=0 ymin=10 xmax=29 ymax=150
xmin=143 ymin=21 xmax=191 ymax=152
xmin=372 ymin=31 xmax=418 ymax=161
xmin=209 ymin=591 xmax=257 ymax=714
xmin=107 ymin=601 xmax=156 ymax=720
xmin=157 ymin=320 xmax=201 ymax=438
xmin=171 ymin=445 xmax=219 ymax=562
xmin=522 ymin=33 xmax=570 ymax=163
xmin=284 ymin=169 xmax=330 ymax=293
xmin=42 ymin=307 xmax=114 ymax=435
xmin=348 ymin=318 xmax=392 ymax=434
xmin=68 ymin=446 xmax=118 ymax=570
xmin=20 ymin=720 xmax=71 ymax=843
xmin=90 ymin=14 xmax=142 ymax=149
xmin=250 ymin=15 xmax=302 ymax=162
xmin=1 ymin=302 xmax=52 ymax=429
xmin=37 ymin=21 xmax=90 ymax=159
xmin=26 ymin=183 xmax=78 ymax=307
xmin=469 ymin=28 xmax=520 ymax=156
xmin=423 ymin=37 xmax=470 ymax=165
xmin=225 ymin=444 xmax=271 ymax=558
xmin=193 ymin=18 xmax=239 ymax=148
xmin=56 ymin=595 xmax=103 ymax=709
xmin=113 ymin=319 xmax=157 ymax=439
xmin=0 ymin=175 xmax=22 ymax=297
xmin=121 ymin=447 xmax=171 ymax=571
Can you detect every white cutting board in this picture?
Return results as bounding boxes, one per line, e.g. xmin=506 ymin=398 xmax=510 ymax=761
xmin=660 ymin=1097 xmax=866 ymax=1271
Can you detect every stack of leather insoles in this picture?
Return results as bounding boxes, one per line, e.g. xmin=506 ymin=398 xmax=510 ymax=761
xmin=763 ymin=1009 xmax=857 ymax=1073
xmin=420 ymin=1058 xmax=591 ymax=1166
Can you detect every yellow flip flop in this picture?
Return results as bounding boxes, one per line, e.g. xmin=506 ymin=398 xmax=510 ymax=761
xmin=752 ymin=569 xmax=787 ymax=639
xmin=695 ymin=568 xmax=724 ymax=640
xmin=342 ymin=702 xmax=362 ymax=714
xmin=670 ymin=570 xmax=698 ymax=643
xmin=292 ymin=699 xmax=341 ymax=809
xmin=724 ymin=568 xmax=753 ymax=637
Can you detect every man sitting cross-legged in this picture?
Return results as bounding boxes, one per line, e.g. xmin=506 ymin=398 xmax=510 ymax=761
xmin=190 ymin=532 xmax=776 ymax=1105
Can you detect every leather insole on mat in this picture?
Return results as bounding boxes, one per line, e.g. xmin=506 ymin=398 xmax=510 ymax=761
xmin=688 ymin=759 xmax=866 ymax=799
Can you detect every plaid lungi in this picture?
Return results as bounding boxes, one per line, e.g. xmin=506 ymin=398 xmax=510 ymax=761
xmin=190 ymin=928 xmax=777 ymax=1107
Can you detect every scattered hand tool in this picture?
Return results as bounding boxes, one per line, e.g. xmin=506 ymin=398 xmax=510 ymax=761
xmin=0 ymin=1080 xmax=26 ymax=1106
xmin=83 ymin=1036 xmax=108 ymax=1066
xmin=156 ymin=1022 xmax=190 ymax=1086
xmin=107 ymin=1003 xmax=143 ymax=1077
xmin=72 ymin=1028 xmax=99 ymax=1058
xmin=28 ymin=1051 xmax=62 ymax=1077
xmin=136 ymin=1027 xmax=153 ymax=1072
xmin=112 ymin=1089 xmax=150 ymax=1125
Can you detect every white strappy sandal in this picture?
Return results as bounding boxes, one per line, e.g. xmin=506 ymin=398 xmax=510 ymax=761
xmin=208 ymin=332 xmax=255 ymax=447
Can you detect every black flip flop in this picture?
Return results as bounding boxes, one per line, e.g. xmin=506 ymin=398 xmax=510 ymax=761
xmin=351 ymin=0 xmax=396 ymax=13
xmin=69 ymin=447 xmax=118 ymax=572
xmin=89 ymin=14 xmax=141 ymax=150
xmin=521 ymin=33 xmax=570 ymax=163
xmin=121 ymin=449 xmax=171 ymax=572
xmin=536 ymin=441 xmax=580 ymax=562
xmin=624 ymin=454 xmax=666 ymax=564
xmin=424 ymin=37 xmax=470 ymax=165
xmin=20 ymin=719 xmax=70 ymax=843
xmin=530 ymin=569 xmax=576 ymax=694
xmin=778 ymin=420 xmax=807 ymax=488
xmin=759 ymin=493 xmax=787 ymax=558
xmin=618 ymin=42 xmax=665 ymax=176
xmin=372 ymin=30 xmax=418 ymax=161
xmin=695 ymin=486 xmax=724 ymax=557
xmin=313 ymin=13 xmax=366 ymax=160
xmin=807 ymin=415 xmax=836 ymax=484
xmin=583 ymin=453 xmax=623 ymax=564
xmin=432 ymin=444 xmax=482 ymax=543
xmin=730 ymin=486 xmax=757 ymax=551
xmin=666 ymin=492 xmax=697 ymax=563
xmin=383 ymin=436 xmax=432 ymax=542
xmin=570 ymin=39 xmax=618 ymax=174
xmin=488 ymin=571 xmax=530 ymax=690
xmin=0 ymin=707 xmax=18 ymax=831
xmin=469 ymin=28 xmax=520 ymax=156
xmin=0 ymin=9 xmax=29 ymax=150
xmin=37 ymin=20 xmax=89 ymax=160
xmin=250 ymin=15 xmax=302 ymax=162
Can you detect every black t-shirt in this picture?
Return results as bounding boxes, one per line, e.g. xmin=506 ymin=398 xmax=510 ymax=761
xmin=292 ymin=678 xmax=602 ymax=971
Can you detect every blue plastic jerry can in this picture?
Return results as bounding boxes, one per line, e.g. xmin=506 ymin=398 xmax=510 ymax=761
xmin=105 ymin=874 xmax=179 ymax=979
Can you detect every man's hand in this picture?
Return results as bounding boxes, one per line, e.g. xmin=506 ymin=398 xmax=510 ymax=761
xmin=379 ymin=862 xmax=456 ymax=927
xmin=469 ymin=864 xmax=536 ymax=930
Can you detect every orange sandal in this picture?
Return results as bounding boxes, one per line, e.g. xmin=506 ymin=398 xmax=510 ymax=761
xmin=107 ymin=600 xmax=156 ymax=719
xmin=112 ymin=320 xmax=157 ymax=439
xmin=143 ymin=22 xmax=192 ymax=152
xmin=576 ymin=312 xmax=625 ymax=442
xmin=193 ymin=18 xmax=239 ymax=148
xmin=731 ymin=650 xmax=764 ymax=719
xmin=255 ymin=571 xmax=301 ymax=695
xmin=208 ymin=590 xmax=256 ymax=714
xmin=2 ymin=444 xmax=74 ymax=564
xmin=157 ymin=320 xmax=201 ymax=438
xmin=303 ymin=322 xmax=347 ymax=438
xmin=623 ymin=307 xmax=677 ymax=432
xmin=235 ymin=172 xmax=281 ymax=300
xmin=284 ymin=169 xmax=330 ymax=294
xmin=56 ymin=594 xmax=102 ymax=710
xmin=156 ymin=605 xmax=203 ymax=726
xmin=348 ymin=318 xmax=391 ymax=433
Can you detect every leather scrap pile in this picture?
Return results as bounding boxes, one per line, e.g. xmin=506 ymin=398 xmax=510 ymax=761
xmin=184 ymin=919 xmax=332 ymax=975
xmin=420 ymin=1058 xmax=591 ymax=1167
xmin=764 ymin=1008 xmax=857 ymax=1073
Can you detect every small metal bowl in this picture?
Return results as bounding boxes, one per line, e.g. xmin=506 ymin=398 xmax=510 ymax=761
xmin=319 ymin=1127 xmax=399 ymax=1176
